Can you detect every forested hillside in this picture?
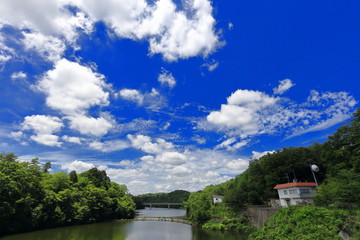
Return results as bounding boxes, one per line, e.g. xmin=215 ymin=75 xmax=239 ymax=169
xmin=185 ymin=108 xmax=360 ymax=227
xmin=0 ymin=155 xmax=135 ymax=236
xmin=134 ymin=190 xmax=190 ymax=209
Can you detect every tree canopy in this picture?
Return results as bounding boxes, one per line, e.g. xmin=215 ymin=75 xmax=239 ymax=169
xmin=0 ymin=155 xmax=135 ymax=236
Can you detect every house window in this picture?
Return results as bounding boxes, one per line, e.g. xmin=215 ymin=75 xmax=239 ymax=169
xmin=283 ymin=190 xmax=288 ymax=195
xmin=300 ymin=189 xmax=310 ymax=194
xmin=289 ymin=189 xmax=297 ymax=194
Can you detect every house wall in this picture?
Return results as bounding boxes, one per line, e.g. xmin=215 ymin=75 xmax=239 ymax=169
xmin=277 ymin=186 xmax=316 ymax=207
xmin=213 ymin=196 xmax=223 ymax=204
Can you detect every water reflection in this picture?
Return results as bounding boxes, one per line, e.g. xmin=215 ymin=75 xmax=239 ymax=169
xmin=135 ymin=207 xmax=186 ymax=217
xmin=0 ymin=209 xmax=247 ymax=240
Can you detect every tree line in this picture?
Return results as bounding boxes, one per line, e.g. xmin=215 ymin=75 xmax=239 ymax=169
xmin=0 ymin=155 xmax=135 ymax=236
xmin=133 ymin=190 xmax=190 ymax=209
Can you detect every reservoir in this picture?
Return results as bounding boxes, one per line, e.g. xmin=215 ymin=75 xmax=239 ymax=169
xmin=0 ymin=208 xmax=247 ymax=240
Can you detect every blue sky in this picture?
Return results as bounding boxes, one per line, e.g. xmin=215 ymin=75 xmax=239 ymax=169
xmin=0 ymin=0 xmax=358 ymax=195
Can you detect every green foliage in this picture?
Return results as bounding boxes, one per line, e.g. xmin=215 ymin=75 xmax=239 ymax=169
xmin=185 ymin=191 xmax=212 ymax=224
xmin=314 ymin=169 xmax=360 ymax=208
xmin=203 ymin=216 xmax=255 ymax=233
xmin=134 ymin=189 xmax=190 ymax=209
xmin=0 ymin=155 xmax=135 ymax=236
xmin=249 ymin=206 xmax=349 ymax=240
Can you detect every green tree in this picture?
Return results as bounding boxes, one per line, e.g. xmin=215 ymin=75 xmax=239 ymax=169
xmin=69 ymin=170 xmax=78 ymax=183
xmin=185 ymin=191 xmax=211 ymax=224
xmin=80 ymin=168 xmax=110 ymax=189
xmin=42 ymin=161 xmax=51 ymax=173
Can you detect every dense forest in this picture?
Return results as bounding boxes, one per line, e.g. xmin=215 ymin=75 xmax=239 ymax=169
xmin=134 ymin=190 xmax=190 ymax=209
xmin=0 ymin=156 xmax=135 ymax=236
xmin=185 ymin=109 xmax=360 ymax=234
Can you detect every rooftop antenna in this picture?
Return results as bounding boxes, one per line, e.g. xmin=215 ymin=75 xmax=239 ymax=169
xmin=285 ymin=173 xmax=290 ymax=183
xmin=308 ymin=159 xmax=319 ymax=186
xmin=292 ymin=170 xmax=297 ymax=182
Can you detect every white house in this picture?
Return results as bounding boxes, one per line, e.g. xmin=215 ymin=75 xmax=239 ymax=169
xmin=213 ymin=195 xmax=224 ymax=205
xmin=274 ymin=182 xmax=317 ymax=207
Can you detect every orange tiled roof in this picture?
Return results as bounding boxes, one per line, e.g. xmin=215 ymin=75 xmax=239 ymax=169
xmin=273 ymin=182 xmax=317 ymax=189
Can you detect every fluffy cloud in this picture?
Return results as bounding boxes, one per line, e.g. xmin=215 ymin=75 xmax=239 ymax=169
xmin=30 ymin=134 xmax=62 ymax=147
xmin=0 ymin=1 xmax=93 ymax=42
xmin=38 ymin=59 xmax=109 ymax=116
xmin=67 ymin=115 xmax=113 ymax=137
xmin=155 ymin=151 xmax=187 ymax=165
xmin=273 ymin=78 xmax=295 ymax=95
xmin=89 ymin=140 xmax=129 ymax=152
xmin=22 ymin=115 xmax=63 ymax=146
xmin=202 ymin=88 xmax=357 ymax=140
xmin=62 ymin=135 xmax=83 ymax=144
xmin=128 ymin=134 xmax=173 ymax=154
xmin=22 ymin=115 xmax=63 ymax=135
xmin=72 ymin=0 xmax=221 ymax=61
xmin=1 ymin=0 xmax=220 ymax=66
xmin=22 ymin=32 xmax=66 ymax=62
xmin=158 ymin=68 xmax=176 ymax=88
xmin=206 ymin=90 xmax=278 ymax=138
xmin=226 ymin=159 xmax=249 ymax=170
xmin=118 ymin=89 xmax=144 ymax=105
xmin=61 ymin=160 xmax=95 ymax=173
xmin=36 ymin=59 xmax=113 ymax=137
xmin=118 ymin=88 xmax=166 ymax=110
xmin=11 ymin=71 xmax=27 ymax=80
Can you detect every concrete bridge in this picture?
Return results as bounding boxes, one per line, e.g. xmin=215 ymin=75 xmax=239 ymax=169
xmin=142 ymin=203 xmax=184 ymax=209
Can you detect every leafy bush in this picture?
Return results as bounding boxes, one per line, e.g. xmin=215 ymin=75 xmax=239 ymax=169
xmin=249 ymin=206 xmax=349 ymax=240
xmin=202 ymin=216 xmax=255 ymax=233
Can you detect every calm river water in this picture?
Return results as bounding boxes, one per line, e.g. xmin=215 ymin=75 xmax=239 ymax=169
xmin=0 ymin=208 xmax=247 ymax=240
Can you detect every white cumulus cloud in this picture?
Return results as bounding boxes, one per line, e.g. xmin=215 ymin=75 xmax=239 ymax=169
xmin=62 ymin=135 xmax=83 ymax=144
xmin=38 ymin=58 xmax=109 ymax=116
xmin=72 ymin=0 xmax=221 ymax=61
xmin=128 ymin=134 xmax=173 ymax=154
xmin=22 ymin=32 xmax=66 ymax=62
xmin=67 ymin=115 xmax=113 ymax=137
xmin=273 ymin=78 xmax=295 ymax=95
xmin=61 ymin=160 xmax=95 ymax=173
xmin=22 ymin=115 xmax=63 ymax=146
xmin=158 ymin=68 xmax=176 ymax=88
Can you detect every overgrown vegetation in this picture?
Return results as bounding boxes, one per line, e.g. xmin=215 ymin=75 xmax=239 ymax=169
xmin=0 ymin=155 xmax=135 ymax=236
xmin=249 ymin=206 xmax=350 ymax=239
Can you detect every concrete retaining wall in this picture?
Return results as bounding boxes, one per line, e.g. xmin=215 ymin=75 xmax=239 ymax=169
xmin=246 ymin=206 xmax=280 ymax=229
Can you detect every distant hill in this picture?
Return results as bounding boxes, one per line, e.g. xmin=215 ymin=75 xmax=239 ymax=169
xmin=133 ymin=190 xmax=190 ymax=209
